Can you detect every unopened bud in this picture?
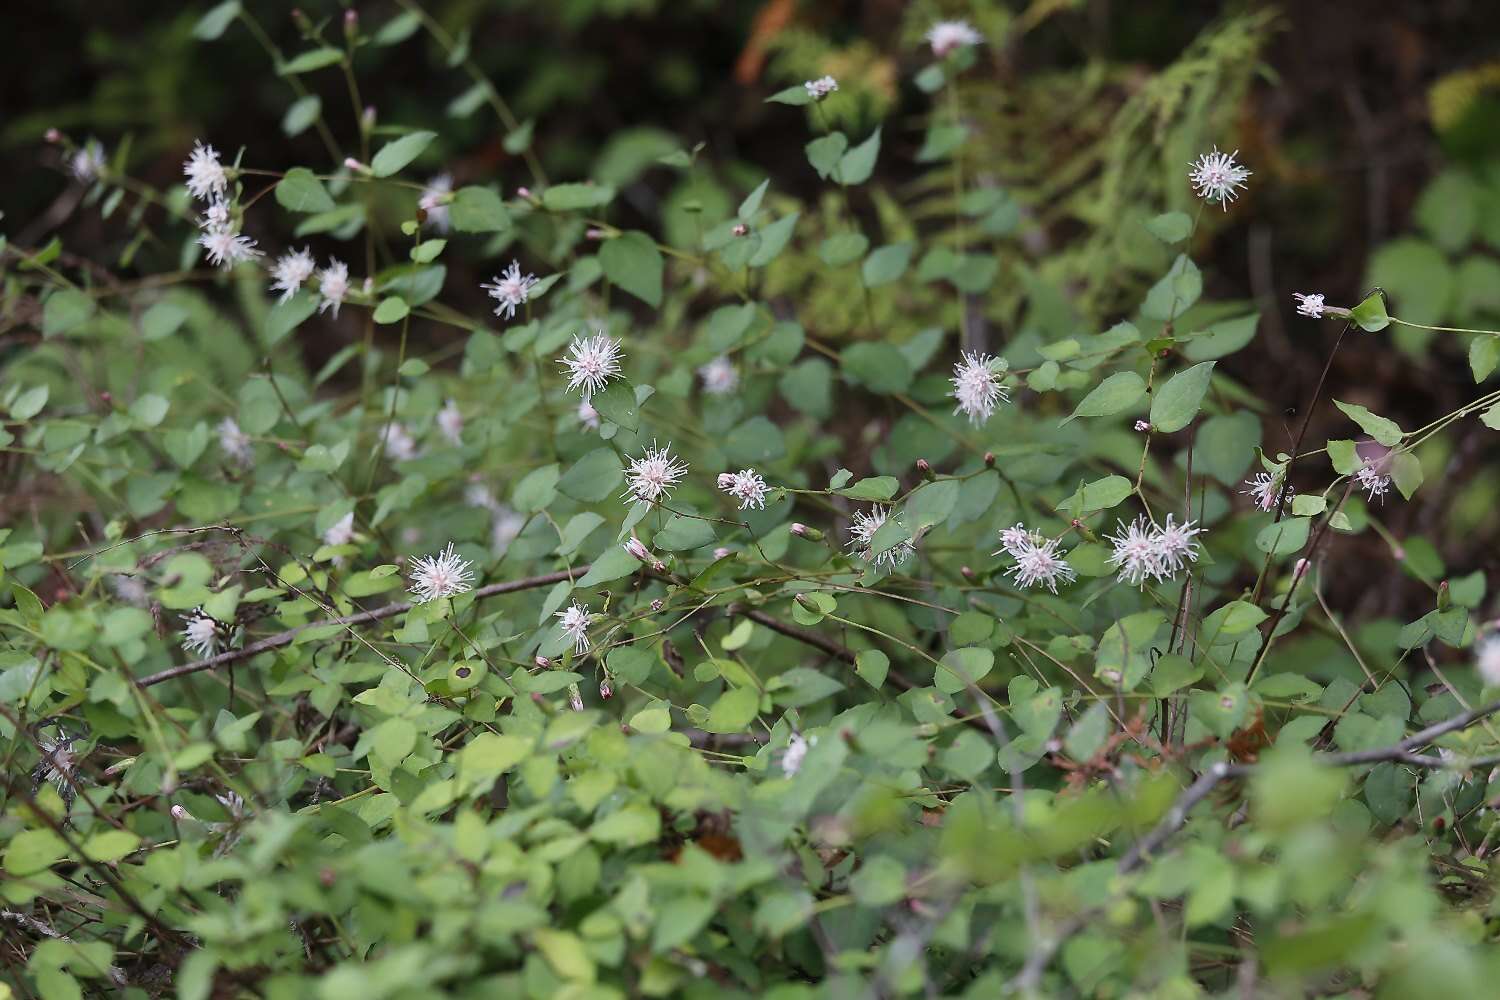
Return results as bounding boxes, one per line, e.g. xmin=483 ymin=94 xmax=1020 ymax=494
xmin=517 ymin=186 xmax=532 ymax=199
xmin=99 ymin=391 xmax=112 ymax=404
xmin=716 ymin=473 xmax=735 ymax=491
xmin=650 ymin=598 xmax=664 ymax=612
xmin=713 ymin=547 xmax=731 ymax=560
xmin=319 ymin=868 xmax=336 ymax=888
xmin=599 ymin=679 xmax=613 ymax=700
xmin=732 ymin=223 xmax=748 ymax=236
xmin=916 ymin=458 xmax=933 ymax=480
xmin=344 ymin=157 xmax=371 ymax=175
xmin=44 ymin=128 xmax=62 ymax=144
xmin=585 ymin=227 xmax=606 ymax=240
xmin=984 ymin=452 xmax=995 ymax=468
xmin=1437 ymin=580 xmax=1451 ymax=611
xmin=569 ymin=689 xmax=584 ymax=712
xmin=170 ymin=804 xmax=193 ymax=822
xmin=360 ymin=276 xmax=374 ymax=295
xmin=534 ymin=655 xmax=552 ymax=669
xmin=343 ymin=8 xmax=359 ymax=36
xmin=790 ymin=522 xmax=824 ymax=541
xmin=361 ymin=106 xmax=376 ymax=133
xmin=623 ymin=536 xmax=653 ymax=565
xmin=961 ymin=565 xmax=975 ymax=580
xmin=1134 ymin=420 xmax=1151 ymax=432
xmin=291 ymin=8 xmax=311 ymax=31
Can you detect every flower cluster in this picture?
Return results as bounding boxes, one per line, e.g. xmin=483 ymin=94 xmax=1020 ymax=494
xmin=1106 ymin=514 xmax=1204 ymax=588
xmin=559 ymin=332 xmax=625 ymax=401
xmin=1188 ymin=147 xmax=1252 ymax=210
xmin=949 ymin=351 xmax=1009 ymax=425
xmin=847 ymin=506 xmax=916 ymax=570
xmin=181 ymin=609 xmax=223 ymax=658
xmin=1356 ymin=460 xmax=1392 ymax=503
xmin=407 ymin=542 xmax=476 ymax=603
xmin=1241 ymin=469 xmax=1288 ymax=512
xmin=184 ymin=141 xmax=261 ymax=269
xmin=804 ymin=76 xmax=838 ymax=101
xmin=994 ymin=523 xmax=1076 ymax=594
xmin=556 ymin=601 xmax=595 ymax=655
xmin=926 ymin=20 xmax=982 ymax=58
xmin=624 ymin=442 xmax=688 ymax=505
xmin=717 ymin=469 xmax=770 ymax=510
xmin=481 ymin=260 xmax=539 ymax=321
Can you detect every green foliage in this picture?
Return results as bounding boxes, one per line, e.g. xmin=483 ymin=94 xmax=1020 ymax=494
xmin=4 ymin=4 xmax=1500 ymax=998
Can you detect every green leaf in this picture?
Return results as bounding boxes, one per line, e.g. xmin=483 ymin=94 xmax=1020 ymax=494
xmin=1149 ymin=361 xmax=1215 ymax=433
xmin=1055 ymin=476 xmax=1133 ymax=515
xmin=274 ymin=167 xmax=335 ymax=213
xmin=1469 ymin=336 xmax=1499 ymax=383
xmin=449 ymin=186 xmax=511 ymax=233
xmin=1391 ymin=452 xmax=1423 ymax=499
xmin=599 ymin=231 xmax=664 ymax=308
xmin=11 ymin=385 xmax=48 ymax=421
xmin=856 ymin=650 xmax=889 ymax=689
xmin=370 ymin=130 xmax=437 ymax=178
xmin=1141 ymin=255 xmax=1202 ymax=321
xmin=805 ymin=133 xmax=849 ymax=180
xmin=765 ymin=84 xmax=813 ymax=106
xmin=557 ymin=448 xmax=623 ymax=503
xmin=1256 ymin=516 xmax=1311 ymax=556
xmin=1064 ymin=372 xmax=1145 ymax=423
xmin=1145 ymin=211 xmax=1192 ymax=243
xmin=43 ymin=289 xmax=96 ymax=337
xmin=4 ymin=828 xmax=67 ymax=875
xmin=840 ymin=343 xmax=912 ymax=394
xmin=838 ymin=127 xmax=881 ymax=185
xmin=542 ymin=183 xmax=616 ymax=212
xmin=193 ymin=1 xmax=242 ymax=40
xmin=738 ymin=178 xmax=769 ymax=219
xmin=1333 ymin=399 xmax=1403 ymax=446
xmin=81 ymin=829 xmax=141 ymax=863
xmin=372 ymin=297 xmax=409 ymax=324
xmin=1348 ymin=291 xmax=1391 ymax=332
xmin=819 ymin=232 xmax=869 ymax=267
xmin=862 ymin=244 xmax=913 ymax=287
xmin=589 ymin=380 xmax=639 ymax=430
xmin=282 ymin=95 xmax=322 ymax=137
xmin=703 ymin=687 xmax=759 ymax=733
xmin=748 ymin=212 xmax=799 ymax=267
xmin=935 ymin=647 xmax=994 ymax=694
xmin=280 ymin=47 xmax=343 ymax=75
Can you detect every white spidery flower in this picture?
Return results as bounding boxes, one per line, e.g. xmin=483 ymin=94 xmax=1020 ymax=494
xmin=217 ymin=417 xmax=253 ymax=464
xmin=110 ymin=574 xmax=150 ymax=607
xmin=555 ymin=601 xmax=595 ymax=655
xmin=1242 ymin=470 xmax=1287 ymax=512
xmin=490 ymin=507 xmax=526 ymax=554
xmin=1478 ymin=635 xmax=1500 ymax=688
xmin=1006 ymin=535 xmax=1076 ymax=594
xmin=200 ymin=197 xmax=231 ymax=231
xmin=317 ymin=258 xmax=350 ymax=317
xmin=199 ymin=226 xmax=261 ymax=269
xmin=558 ymin=332 xmax=624 ymax=401
xmin=717 ymin=469 xmax=769 ymax=510
xmin=269 ymin=247 xmax=316 ymax=304
xmin=407 ymin=542 xmax=475 ymax=603
xmin=1107 ymin=516 xmax=1162 ymax=588
xmin=804 ymin=75 xmax=838 ymax=101
xmin=782 ymin=733 xmax=815 ymax=776
xmin=419 ymin=173 xmax=452 ymax=232
xmin=183 ymin=140 xmax=228 ymax=201
xmin=1152 ymin=514 xmax=1204 ymax=576
xmin=69 ymin=140 xmax=106 ymax=183
xmin=1293 ymin=292 xmax=1326 ymax=319
xmin=1188 ymin=147 xmax=1251 ymax=210
xmin=578 ymin=400 xmax=600 ymax=431
xmin=1356 ymin=461 xmax=1392 ymax=503
xmin=997 ymin=523 xmax=1034 ymax=558
xmin=32 ymin=729 xmax=80 ymax=808
xmin=383 ymin=422 xmax=418 ymax=461
xmin=950 ymin=350 xmax=1009 ymax=425
xmin=323 ymin=512 xmax=356 ymax=548
xmin=623 ymin=441 xmax=688 ymax=505
xmin=698 ymin=356 xmax=739 ymax=395
xmin=926 ymin=19 xmax=982 ymax=58
xmin=182 ymin=610 xmax=222 ymax=657
xmin=437 ymin=399 xmax=464 ymax=446
xmin=847 ymin=506 xmax=916 ymax=570
xmin=481 ymin=260 xmax=539 ymax=321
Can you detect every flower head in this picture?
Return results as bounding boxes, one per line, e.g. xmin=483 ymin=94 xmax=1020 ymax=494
xmin=419 ymin=173 xmax=452 ymax=232
xmin=997 ymin=523 xmax=1034 ymax=558
xmin=269 ymin=247 xmax=316 ymax=304
xmin=782 ymin=733 xmax=815 ymax=776
xmin=555 ymin=601 xmax=595 ymax=655
xmin=698 ymin=356 xmax=740 ymax=395
xmin=383 ymin=422 xmax=418 ymax=461
xmin=1293 ymin=292 xmax=1326 ymax=319
xmin=110 ymin=574 xmax=150 ymax=607
xmin=926 ymin=20 xmax=982 ymax=58
xmin=1107 ymin=516 xmax=1162 ymax=588
xmin=32 ymin=729 xmax=80 ymax=808
xmin=804 ymin=75 xmax=838 ymax=101
xmin=717 ymin=469 xmax=769 ymax=510
xmin=70 ymin=140 xmax=106 ymax=183
xmin=323 ymin=512 xmax=356 ymax=548
xmin=437 ymin=399 xmax=464 ymax=446
xmin=847 ymin=506 xmax=916 ymax=570
xmin=623 ymin=536 xmax=666 ymax=572
xmin=1005 ymin=535 xmax=1076 ymax=594
xmin=182 ymin=609 xmax=222 ymax=657
xmin=558 ymin=332 xmax=624 ymax=401
xmin=1152 ymin=514 xmax=1204 ymax=576
xmin=199 ymin=226 xmax=261 ymax=269
xmin=481 ymin=260 xmax=539 ymax=321
xmin=1242 ymin=470 xmax=1287 ymax=512
xmin=317 ymin=258 xmax=350 ymax=317
xmin=1188 ymin=147 xmax=1251 ymax=210
xmin=217 ymin=417 xmax=253 ymax=464
xmin=950 ymin=350 xmax=1009 ymax=425
xmin=1479 ymin=635 xmax=1500 ymax=688
xmin=183 ymin=140 xmax=228 ymax=201
xmin=407 ymin=542 xmax=475 ymax=603
xmin=623 ymin=441 xmax=688 ymax=505
xmin=578 ymin=400 xmax=600 ymax=431
xmin=1356 ymin=461 xmax=1392 ymax=503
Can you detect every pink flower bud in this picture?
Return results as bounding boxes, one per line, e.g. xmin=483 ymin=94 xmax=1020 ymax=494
xmin=791 ymin=522 xmax=809 ymax=537
xmin=623 ymin=536 xmax=653 ymax=564
xmin=713 ymin=547 xmax=731 ymax=560
xmin=650 ymin=599 xmax=664 ymax=612
xmin=717 ymin=473 xmax=736 ymax=491
xmin=599 ymin=679 xmax=613 ymax=700
xmin=569 ymin=691 xmax=584 ymax=712
xmin=516 ymin=186 xmax=532 ymax=199
xmin=534 ymin=655 xmax=552 ymax=669
xmin=586 ymin=228 xmax=606 ymax=240
xmin=732 ymin=223 xmax=748 ymax=236
xmin=170 ymin=805 xmax=192 ymax=822
xmin=344 ymin=157 xmax=370 ymax=174
xmin=1134 ymin=420 xmax=1151 ymax=432
xmin=45 ymin=128 xmax=62 ymax=144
